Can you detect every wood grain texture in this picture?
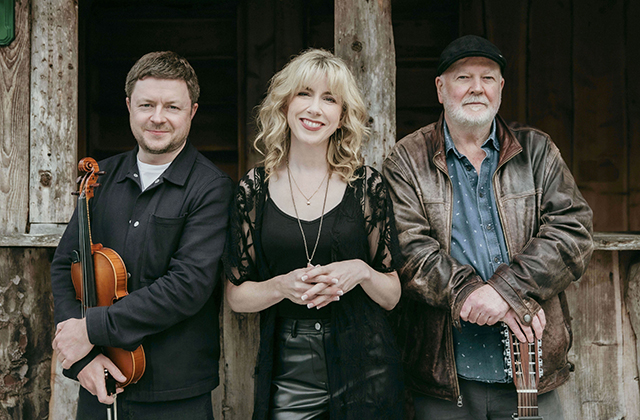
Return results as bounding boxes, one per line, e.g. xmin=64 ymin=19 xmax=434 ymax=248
xmin=628 ymin=0 xmax=640 ymax=231
xmin=560 ymin=251 xmax=627 ymax=419
xmin=483 ymin=0 xmax=527 ymax=125
xmin=29 ymin=0 xmax=78 ymax=226
xmin=572 ymin=0 xmax=627 ymax=231
xmin=527 ymin=0 xmax=573 ymax=167
xmin=0 ymin=0 xmax=30 ymax=235
xmin=335 ymin=0 xmax=395 ymax=170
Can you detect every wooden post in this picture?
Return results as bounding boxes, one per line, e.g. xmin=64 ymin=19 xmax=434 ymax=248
xmin=29 ymin=0 xmax=78 ymax=234
xmin=0 ymin=0 xmax=30 ymax=236
xmin=334 ymin=0 xmax=396 ymax=170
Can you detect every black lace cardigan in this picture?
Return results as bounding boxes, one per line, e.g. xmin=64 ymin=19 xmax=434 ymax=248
xmin=223 ymin=166 xmax=404 ymax=420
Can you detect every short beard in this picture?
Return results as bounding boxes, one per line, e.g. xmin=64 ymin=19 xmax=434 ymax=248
xmin=443 ymin=93 xmax=501 ymax=129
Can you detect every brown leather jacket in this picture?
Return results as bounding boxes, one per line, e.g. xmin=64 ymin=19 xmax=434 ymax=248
xmin=382 ymin=114 xmax=594 ymax=402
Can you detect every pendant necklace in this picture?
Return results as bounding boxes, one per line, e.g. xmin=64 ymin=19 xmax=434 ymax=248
xmin=287 ymin=161 xmax=331 ymax=266
xmin=288 ymin=167 xmax=329 ymax=205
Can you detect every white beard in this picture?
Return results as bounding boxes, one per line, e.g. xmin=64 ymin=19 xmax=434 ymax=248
xmin=443 ymin=93 xmax=501 ymax=128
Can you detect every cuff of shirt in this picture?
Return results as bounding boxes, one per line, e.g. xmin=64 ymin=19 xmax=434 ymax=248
xmin=85 ymin=306 xmax=110 ymax=347
xmin=451 ymin=275 xmax=484 ymax=329
xmin=62 ymin=347 xmax=102 ymax=381
xmin=487 ymin=265 xmax=540 ymax=326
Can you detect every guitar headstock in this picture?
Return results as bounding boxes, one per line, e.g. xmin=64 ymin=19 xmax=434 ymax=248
xmin=503 ymin=325 xmax=543 ymax=391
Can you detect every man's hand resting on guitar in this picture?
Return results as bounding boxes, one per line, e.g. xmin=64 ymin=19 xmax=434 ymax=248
xmin=460 ymin=284 xmax=546 ymax=343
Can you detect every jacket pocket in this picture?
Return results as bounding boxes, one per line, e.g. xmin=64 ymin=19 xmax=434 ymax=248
xmin=141 ymin=213 xmax=187 ymax=282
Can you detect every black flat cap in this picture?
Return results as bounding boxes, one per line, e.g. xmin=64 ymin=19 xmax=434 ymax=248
xmin=437 ymin=35 xmax=506 ymax=75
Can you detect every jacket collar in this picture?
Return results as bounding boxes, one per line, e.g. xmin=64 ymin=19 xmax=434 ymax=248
xmin=432 ymin=113 xmax=522 ymax=171
xmin=116 ymin=140 xmax=198 ymax=187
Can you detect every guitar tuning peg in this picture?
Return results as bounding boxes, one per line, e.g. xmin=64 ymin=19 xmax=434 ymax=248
xmin=71 ymin=191 xmax=80 ymax=196
xmin=97 ymin=171 xmax=106 ymax=175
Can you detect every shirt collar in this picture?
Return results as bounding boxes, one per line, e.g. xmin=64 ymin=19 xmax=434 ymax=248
xmin=443 ymin=119 xmax=500 ymax=158
xmin=116 ymin=140 xmax=197 ymax=187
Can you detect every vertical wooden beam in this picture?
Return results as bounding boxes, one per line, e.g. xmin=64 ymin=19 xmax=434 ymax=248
xmin=527 ymin=0 xmax=573 ymax=167
xmin=29 ymin=0 xmax=78 ymax=230
xmin=334 ymin=0 xmax=395 ymax=169
xmin=572 ymin=0 xmax=626 ymax=231
xmin=628 ymin=0 xmax=640 ymax=230
xmin=0 ymin=0 xmax=30 ymax=235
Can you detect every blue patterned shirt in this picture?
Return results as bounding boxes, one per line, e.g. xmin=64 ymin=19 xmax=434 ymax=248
xmin=444 ymin=120 xmax=510 ymax=383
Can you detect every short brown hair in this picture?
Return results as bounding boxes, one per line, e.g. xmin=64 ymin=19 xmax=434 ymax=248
xmin=125 ymin=51 xmax=200 ymax=104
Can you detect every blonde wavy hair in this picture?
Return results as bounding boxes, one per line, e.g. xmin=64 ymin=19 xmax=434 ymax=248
xmin=254 ymin=48 xmax=369 ymax=182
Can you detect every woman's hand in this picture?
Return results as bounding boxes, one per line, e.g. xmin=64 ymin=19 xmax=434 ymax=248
xmin=275 ymin=266 xmax=326 ymax=305
xmin=303 ymin=260 xmax=401 ymax=310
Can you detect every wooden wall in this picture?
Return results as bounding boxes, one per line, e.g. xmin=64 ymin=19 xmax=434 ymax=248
xmin=1 ymin=0 xmax=640 ymax=419
xmin=0 ymin=0 xmax=76 ymax=419
xmin=456 ymin=0 xmax=639 ymax=232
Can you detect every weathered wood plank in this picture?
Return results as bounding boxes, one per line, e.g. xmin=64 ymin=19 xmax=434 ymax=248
xmin=560 ymin=251 xmax=626 ymax=419
xmin=626 ymin=260 xmax=640 ymax=390
xmin=483 ymin=0 xmax=527 ymax=125
xmin=29 ymin=0 xmax=78 ymax=226
xmin=593 ymin=232 xmax=640 ymax=251
xmin=621 ymin=256 xmax=640 ymax=419
xmin=572 ymin=0 xmax=627 ymax=231
xmin=527 ymin=0 xmax=573 ymax=167
xmin=49 ymin=352 xmax=79 ymax=420
xmin=335 ymin=0 xmax=395 ymax=169
xmin=0 ymin=0 xmax=30 ymax=235
xmin=219 ymin=306 xmax=260 ymax=420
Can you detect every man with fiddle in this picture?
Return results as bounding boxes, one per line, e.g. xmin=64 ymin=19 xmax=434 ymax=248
xmin=51 ymin=51 xmax=233 ymax=419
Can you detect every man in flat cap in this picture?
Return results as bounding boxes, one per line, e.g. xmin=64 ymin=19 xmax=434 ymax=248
xmin=383 ymin=35 xmax=594 ymax=419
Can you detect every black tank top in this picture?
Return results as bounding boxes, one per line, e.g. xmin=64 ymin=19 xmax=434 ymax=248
xmin=262 ymin=197 xmax=341 ymax=319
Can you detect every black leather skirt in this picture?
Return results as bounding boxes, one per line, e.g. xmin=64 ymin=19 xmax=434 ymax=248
xmin=270 ymin=318 xmax=332 ymax=420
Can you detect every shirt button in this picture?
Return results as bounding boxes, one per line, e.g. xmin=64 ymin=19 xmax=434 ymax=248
xmin=524 ymin=314 xmax=532 ymax=323
xmin=315 ymin=322 xmax=321 ymax=331
xmin=133 ymin=173 xmax=139 ymax=178
xmin=486 ymin=223 xmax=493 ymax=230
xmin=133 ymin=221 xmax=139 ymax=227
xmin=494 ymin=257 xmax=500 ymax=263
xmin=479 ymin=192 xmax=484 ymax=198
xmin=154 ymin=179 xmax=160 ymax=184
xmin=127 ymin=272 xmax=132 ymax=279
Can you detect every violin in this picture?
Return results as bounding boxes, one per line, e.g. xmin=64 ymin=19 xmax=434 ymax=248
xmin=70 ymin=157 xmax=145 ymax=417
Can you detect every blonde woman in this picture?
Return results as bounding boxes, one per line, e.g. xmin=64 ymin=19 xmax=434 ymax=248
xmin=223 ymin=49 xmax=404 ymax=419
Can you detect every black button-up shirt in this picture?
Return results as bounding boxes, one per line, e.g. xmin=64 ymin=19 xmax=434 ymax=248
xmin=51 ymin=142 xmax=233 ymax=401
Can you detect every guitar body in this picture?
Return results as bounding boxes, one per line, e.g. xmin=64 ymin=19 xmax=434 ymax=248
xmin=504 ymin=325 xmax=543 ymax=420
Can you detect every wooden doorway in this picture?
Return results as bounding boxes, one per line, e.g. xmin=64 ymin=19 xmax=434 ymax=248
xmin=79 ymin=0 xmax=241 ymax=179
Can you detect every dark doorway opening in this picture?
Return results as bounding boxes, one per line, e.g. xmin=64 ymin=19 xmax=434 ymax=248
xmin=79 ymin=0 xmax=241 ymax=179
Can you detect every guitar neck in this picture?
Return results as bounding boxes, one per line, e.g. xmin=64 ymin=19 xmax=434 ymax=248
xmin=503 ymin=324 xmax=543 ymax=420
